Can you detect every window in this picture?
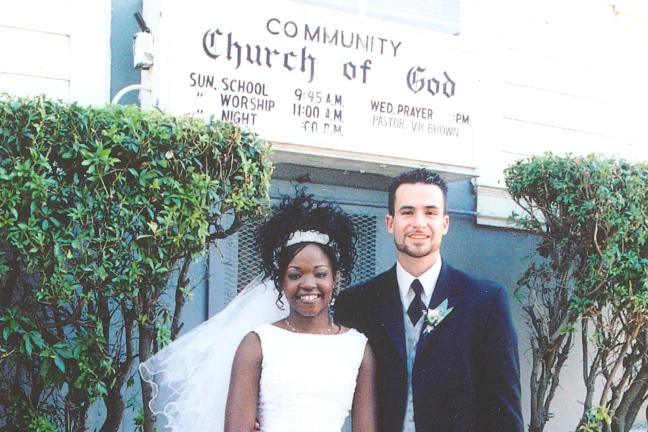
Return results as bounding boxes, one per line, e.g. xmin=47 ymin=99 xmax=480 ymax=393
xmin=294 ymin=0 xmax=461 ymax=34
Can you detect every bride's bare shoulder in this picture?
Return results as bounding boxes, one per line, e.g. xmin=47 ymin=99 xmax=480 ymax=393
xmin=235 ymin=331 xmax=262 ymax=357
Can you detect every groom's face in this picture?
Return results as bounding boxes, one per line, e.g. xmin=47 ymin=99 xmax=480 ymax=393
xmin=385 ymin=183 xmax=449 ymax=264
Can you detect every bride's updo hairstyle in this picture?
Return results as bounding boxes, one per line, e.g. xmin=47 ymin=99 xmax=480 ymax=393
xmin=256 ymin=191 xmax=356 ymax=305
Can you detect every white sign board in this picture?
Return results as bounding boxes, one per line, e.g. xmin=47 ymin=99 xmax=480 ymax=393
xmin=144 ymin=0 xmax=478 ymax=172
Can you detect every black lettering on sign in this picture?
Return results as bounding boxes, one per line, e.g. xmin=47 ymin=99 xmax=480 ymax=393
xmin=372 ymin=115 xmax=404 ymax=129
xmin=343 ymin=59 xmax=372 ymax=84
xmin=221 ymin=110 xmax=257 ymax=126
xmin=327 ymin=94 xmax=342 ymax=105
xmin=396 ymin=104 xmax=433 ymax=120
xmin=370 ymin=100 xmax=394 ymax=114
xmin=203 ymin=29 xmax=316 ymax=83
xmin=406 ymin=67 xmax=456 ymax=98
xmin=189 ymin=72 xmax=215 ymax=88
xmin=427 ymin=123 xmax=459 ymax=137
xmin=267 ymin=18 xmax=403 ymax=57
xmin=292 ymin=103 xmax=320 ymax=118
xmin=454 ymin=113 xmax=470 ymax=125
xmin=221 ymin=78 xmax=269 ymax=96
xmin=301 ymin=121 xmax=343 ymax=136
xmin=221 ymin=94 xmax=275 ymax=112
xmin=410 ymin=121 xmax=424 ymax=132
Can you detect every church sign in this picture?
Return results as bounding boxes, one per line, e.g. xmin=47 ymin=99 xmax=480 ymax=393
xmin=142 ymin=0 xmax=478 ymax=172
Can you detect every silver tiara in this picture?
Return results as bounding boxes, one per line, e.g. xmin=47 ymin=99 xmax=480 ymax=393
xmin=285 ymin=230 xmax=330 ymax=247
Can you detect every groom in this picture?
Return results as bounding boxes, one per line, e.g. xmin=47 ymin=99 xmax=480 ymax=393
xmin=335 ymin=169 xmax=523 ymax=432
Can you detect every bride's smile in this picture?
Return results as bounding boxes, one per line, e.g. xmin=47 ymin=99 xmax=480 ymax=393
xmin=282 ymin=244 xmax=335 ymax=323
xmin=298 ymin=293 xmax=322 ymax=303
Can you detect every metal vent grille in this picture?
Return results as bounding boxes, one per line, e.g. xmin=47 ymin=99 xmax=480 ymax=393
xmin=349 ymin=214 xmax=377 ymax=285
xmin=235 ymin=221 xmax=262 ymax=292
xmin=234 ymin=213 xmax=378 ymax=292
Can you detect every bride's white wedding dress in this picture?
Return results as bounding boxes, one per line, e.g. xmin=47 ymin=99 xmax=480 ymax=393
xmin=139 ymin=275 xmax=367 ymax=432
xmin=254 ymin=324 xmax=367 ymax=432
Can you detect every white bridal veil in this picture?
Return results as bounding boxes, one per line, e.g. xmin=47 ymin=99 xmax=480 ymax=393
xmin=139 ymin=274 xmax=287 ymax=431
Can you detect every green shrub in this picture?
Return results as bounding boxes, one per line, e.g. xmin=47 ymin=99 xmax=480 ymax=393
xmin=0 ymin=94 xmax=272 ymax=431
xmin=505 ymin=153 xmax=647 ymax=432
xmin=578 ymin=406 xmax=612 ymax=432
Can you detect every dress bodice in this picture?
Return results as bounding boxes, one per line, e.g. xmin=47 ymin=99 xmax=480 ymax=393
xmin=254 ymin=324 xmax=367 ymax=432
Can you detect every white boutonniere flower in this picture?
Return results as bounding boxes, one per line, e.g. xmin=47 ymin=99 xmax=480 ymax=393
xmin=422 ymin=299 xmax=453 ymax=335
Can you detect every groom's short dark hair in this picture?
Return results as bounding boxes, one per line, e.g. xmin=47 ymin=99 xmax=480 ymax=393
xmin=388 ymin=168 xmax=448 ymax=216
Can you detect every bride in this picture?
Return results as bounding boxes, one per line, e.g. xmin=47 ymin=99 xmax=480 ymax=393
xmin=140 ymin=193 xmax=377 ymax=432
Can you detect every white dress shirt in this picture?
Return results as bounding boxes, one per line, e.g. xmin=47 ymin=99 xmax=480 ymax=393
xmin=396 ymin=257 xmax=442 ymax=314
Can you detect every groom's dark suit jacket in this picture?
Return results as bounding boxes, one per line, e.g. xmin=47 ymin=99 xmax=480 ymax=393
xmin=335 ymin=261 xmax=523 ymax=432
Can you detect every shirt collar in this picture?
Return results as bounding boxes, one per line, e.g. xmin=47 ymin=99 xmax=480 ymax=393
xmin=396 ymin=258 xmax=442 ymax=309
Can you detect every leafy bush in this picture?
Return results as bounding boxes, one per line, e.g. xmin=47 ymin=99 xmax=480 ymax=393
xmin=0 ymin=94 xmax=272 ymax=431
xmin=505 ymin=153 xmax=647 ymax=432
xmin=578 ymin=406 xmax=612 ymax=432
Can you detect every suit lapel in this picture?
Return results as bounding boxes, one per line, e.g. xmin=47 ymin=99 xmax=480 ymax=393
xmin=429 ymin=261 xmax=454 ymax=308
xmin=416 ymin=261 xmax=454 ymax=358
xmin=377 ymin=267 xmax=407 ymax=363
